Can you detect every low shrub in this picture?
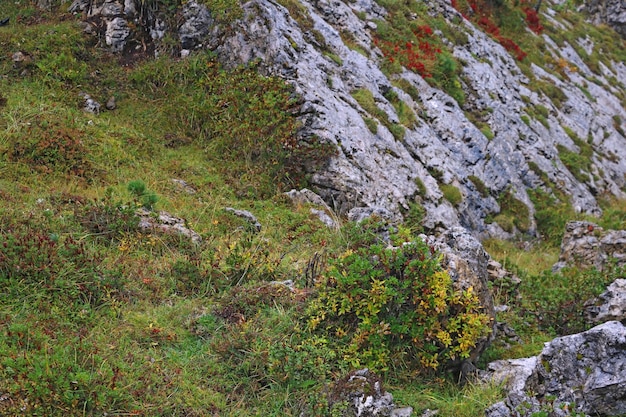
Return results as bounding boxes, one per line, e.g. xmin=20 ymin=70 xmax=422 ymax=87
xmin=468 ymin=175 xmax=489 ymax=197
xmin=127 ymin=179 xmax=159 ymax=210
xmin=7 ymin=118 xmax=92 ymax=178
xmin=76 ymin=196 xmax=140 ymax=243
xmin=497 ymin=189 xmax=531 ymax=233
xmin=306 ymin=238 xmax=491 ymax=373
xmin=441 ymin=183 xmax=463 ymax=206
xmin=0 ymin=226 xmax=123 ymax=309
xmin=520 ymin=264 xmax=621 ymax=335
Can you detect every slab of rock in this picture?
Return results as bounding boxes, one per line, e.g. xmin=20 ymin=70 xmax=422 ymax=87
xmin=137 ymin=208 xmax=202 ymax=244
xmin=224 ymin=207 xmax=262 ymax=232
xmin=179 ymin=0 xmax=214 ymax=49
xmin=585 ymin=278 xmax=626 ymax=323
xmin=106 ymin=16 xmax=130 ymax=52
xmin=327 ymin=369 xmax=413 ymax=417
xmin=486 ymin=321 xmax=626 ymax=417
xmin=68 ymin=0 xmax=626 ymax=239
xmin=552 ymin=220 xmax=626 ymax=271
xmin=585 ymin=0 xmax=626 ymax=38
xmin=285 ymin=188 xmax=338 ymax=229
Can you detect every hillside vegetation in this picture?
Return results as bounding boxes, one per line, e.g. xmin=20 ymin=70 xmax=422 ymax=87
xmin=0 ymin=1 xmax=625 ymax=416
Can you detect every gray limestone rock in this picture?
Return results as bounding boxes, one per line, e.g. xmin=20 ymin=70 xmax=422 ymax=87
xmin=179 ymin=1 xmax=214 ymax=50
xmin=285 ymin=188 xmax=340 ymax=229
xmin=585 ymin=0 xmax=626 ymax=38
xmin=68 ymin=0 xmax=626 ymax=239
xmin=585 ymin=278 xmax=626 ymax=324
xmin=485 ymin=321 xmax=626 ymax=417
xmin=209 ymin=0 xmax=626 ymax=237
xmin=224 ymin=207 xmax=262 ymax=232
xmin=552 ymin=221 xmax=626 ymax=271
xmin=106 ymin=96 xmax=116 ymax=110
xmin=137 ymin=208 xmax=202 ymax=244
xmin=106 ymin=17 xmax=130 ymax=52
xmin=422 ymin=227 xmax=496 ymax=362
xmin=327 ymin=369 xmax=413 ymax=417
xmin=79 ymin=92 xmax=101 ymax=114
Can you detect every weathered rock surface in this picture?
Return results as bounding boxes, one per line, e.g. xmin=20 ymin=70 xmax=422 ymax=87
xmin=105 ymin=17 xmax=130 ymax=52
xmin=224 ymin=207 xmax=262 ymax=232
xmin=327 ymin=369 xmax=413 ymax=417
xmin=211 ymin=0 xmax=626 ymax=237
xmin=585 ymin=0 xmax=626 ymax=38
xmin=179 ymin=1 xmax=214 ymax=50
xmin=70 ymin=0 xmax=626 ymax=239
xmin=422 ymin=227 xmax=496 ymax=361
xmin=585 ymin=278 xmax=626 ymax=324
xmin=285 ymin=188 xmax=339 ymax=229
xmin=79 ymin=92 xmax=101 ymax=114
xmin=486 ymin=321 xmax=626 ymax=417
xmin=137 ymin=208 xmax=202 ymax=244
xmin=552 ymin=220 xmax=626 ymax=271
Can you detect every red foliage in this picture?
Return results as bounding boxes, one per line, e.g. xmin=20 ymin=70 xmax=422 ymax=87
xmin=477 ymin=16 xmax=500 ymax=37
xmin=374 ymin=25 xmax=443 ymax=77
xmin=497 ymin=36 xmax=527 ymax=61
xmin=449 ymin=0 xmax=544 ymax=60
xmin=524 ymin=7 xmax=544 ymax=34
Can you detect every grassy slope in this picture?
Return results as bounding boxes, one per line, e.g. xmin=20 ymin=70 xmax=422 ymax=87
xmin=0 ymin=1 xmax=625 ymax=416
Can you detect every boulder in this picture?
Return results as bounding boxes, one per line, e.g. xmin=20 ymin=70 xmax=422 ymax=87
xmin=552 ymin=221 xmax=626 ymax=271
xmin=585 ymin=0 xmax=626 ymax=38
xmin=585 ymin=278 xmax=626 ymax=323
xmin=422 ymin=227 xmax=496 ymax=362
xmin=285 ymin=188 xmax=339 ymax=229
xmin=79 ymin=92 xmax=101 ymax=114
xmin=485 ymin=321 xmax=626 ymax=417
xmin=327 ymin=369 xmax=413 ymax=417
xmin=137 ymin=208 xmax=202 ymax=244
xmin=106 ymin=17 xmax=130 ymax=52
xmin=179 ymin=0 xmax=214 ymax=50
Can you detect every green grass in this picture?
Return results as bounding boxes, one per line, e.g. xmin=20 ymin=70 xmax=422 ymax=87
xmin=1 ymin=2 xmax=625 ymax=416
xmin=491 ymin=189 xmax=531 ymax=233
xmin=352 ymin=88 xmax=405 ymax=140
xmin=441 ymin=184 xmax=463 ymax=206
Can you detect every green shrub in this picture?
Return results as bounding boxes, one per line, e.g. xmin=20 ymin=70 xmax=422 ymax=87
xmin=441 ymin=184 xmax=463 ymax=206
xmin=557 ymin=144 xmax=590 ymax=183
xmin=306 ymin=239 xmax=491 ymax=373
xmin=497 ymin=189 xmax=531 ymax=233
xmin=433 ymin=53 xmax=466 ymax=106
xmin=528 ymin=188 xmax=574 ymax=246
xmin=521 ymin=264 xmax=621 ymax=335
xmin=468 ymin=175 xmax=489 ymax=197
xmin=480 ymin=126 xmax=495 ymax=140
xmin=383 ymin=89 xmax=418 ymax=128
xmin=0 ymin=226 xmax=122 ymax=309
xmin=127 ymin=179 xmax=159 ymax=209
xmin=402 ymin=202 xmax=426 ymax=235
xmin=393 ymin=78 xmax=421 ymax=102
xmin=598 ymin=197 xmax=626 ymax=230
xmin=200 ymin=0 xmax=243 ymax=23
xmin=352 ymin=88 xmax=405 ymax=140
xmin=363 ymin=116 xmax=379 ymax=134
xmin=129 ymin=56 xmax=336 ymax=196
xmin=7 ymin=118 xmax=92 ymax=177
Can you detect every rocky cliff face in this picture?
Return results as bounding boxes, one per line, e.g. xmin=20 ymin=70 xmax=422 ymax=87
xmin=70 ymin=0 xmax=626 ymax=238
xmin=585 ymin=0 xmax=626 ymax=38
